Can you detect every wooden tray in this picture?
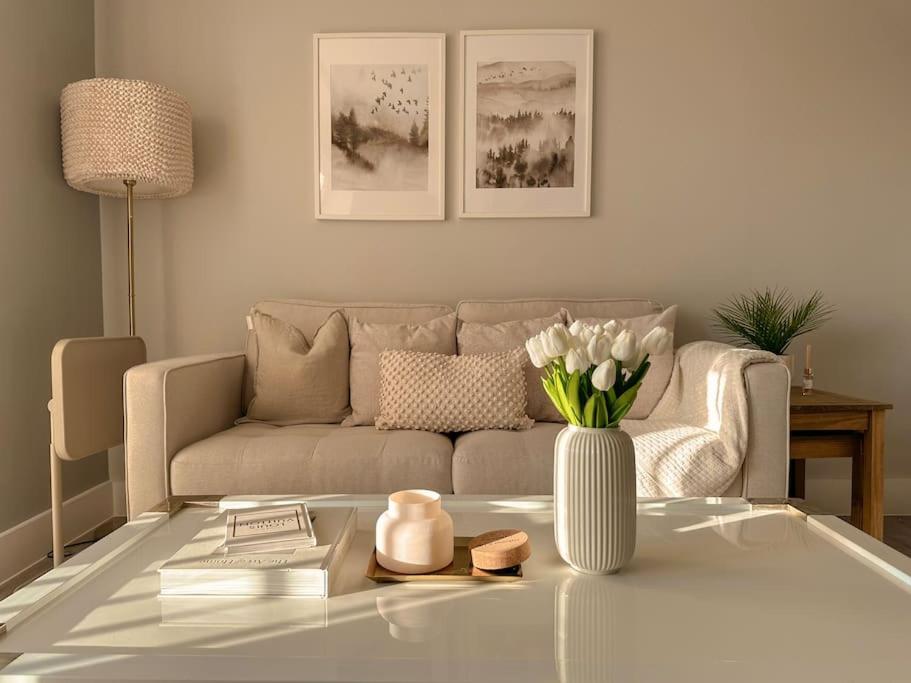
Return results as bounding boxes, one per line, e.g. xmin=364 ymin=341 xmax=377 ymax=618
xmin=365 ymin=536 xmax=523 ymax=583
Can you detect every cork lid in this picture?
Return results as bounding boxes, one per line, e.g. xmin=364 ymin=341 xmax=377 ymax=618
xmin=468 ymin=529 xmax=531 ymax=570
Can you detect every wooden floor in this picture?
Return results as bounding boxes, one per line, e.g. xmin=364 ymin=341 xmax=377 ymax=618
xmin=881 ymin=516 xmax=911 ymax=557
xmin=0 ymin=517 xmax=126 ymax=602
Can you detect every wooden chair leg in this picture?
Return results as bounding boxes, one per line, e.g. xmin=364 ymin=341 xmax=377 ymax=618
xmin=50 ymin=446 xmax=64 ymax=567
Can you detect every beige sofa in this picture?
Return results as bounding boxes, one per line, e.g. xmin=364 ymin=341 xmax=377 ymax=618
xmin=124 ymin=298 xmax=790 ymax=519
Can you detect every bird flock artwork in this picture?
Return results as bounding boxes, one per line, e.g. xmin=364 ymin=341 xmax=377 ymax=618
xmin=330 ymin=63 xmax=430 ymax=190
xmin=475 ymin=61 xmax=576 ymax=189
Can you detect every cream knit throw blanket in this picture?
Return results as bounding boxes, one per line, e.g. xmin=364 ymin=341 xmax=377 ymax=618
xmin=623 ymin=342 xmax=780 ymax=497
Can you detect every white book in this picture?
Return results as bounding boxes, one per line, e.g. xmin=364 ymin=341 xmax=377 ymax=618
xmin=224 ymin=503 xmax=316 ymax=554
xmin=159 ymin=507 xmax=357 ymax=598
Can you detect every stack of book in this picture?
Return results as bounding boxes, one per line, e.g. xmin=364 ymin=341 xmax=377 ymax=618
xmin=158 ymin=505 xmax=357 ymax=599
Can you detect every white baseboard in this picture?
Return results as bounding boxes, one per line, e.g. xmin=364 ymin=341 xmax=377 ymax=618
xmin=0 ymin=480 xmax=114 ymax=587
xmin=111 ymin=479 xmax=126 ymax=518
xmin=804 ymin=477 xmax=911 ymax=516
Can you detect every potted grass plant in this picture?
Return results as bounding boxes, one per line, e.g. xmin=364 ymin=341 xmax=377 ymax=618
xmin=525 ymin=320 xmax=671 ymax=574
xmin=711 ymin=288 xmax=833 ymax=373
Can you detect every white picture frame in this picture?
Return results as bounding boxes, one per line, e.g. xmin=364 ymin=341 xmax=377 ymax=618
xmin=314 ymin=33 xmax=445 ymax=220
xmin=458 ymin=29 xmax=594 ymax=218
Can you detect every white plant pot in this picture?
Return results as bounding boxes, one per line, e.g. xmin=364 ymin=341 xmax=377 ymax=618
xmin=553 ymin=425 xmax=637 ymax=574
xmin=376 ymin=489 xmax=453 ymax=574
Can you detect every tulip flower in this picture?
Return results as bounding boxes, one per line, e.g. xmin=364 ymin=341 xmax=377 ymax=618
xmin=602 ymin=320 xmax=623 ymax=337
xmin=552 ymin=325 xmax=571 ymax=351
xmin=611 ymin=329 xmax=638 ymax=363
xmin=587 ymin=334 xmax=613 ymax=365
xmin=541 ymin=327 xmax=565 ymax=358
xmin=565 ymin=347 xmax=591 ymax=375
xmin=627 ymin=343 xmax=648 ymax=371
xmin=525 ymin=335 xmax=549 ymax=368
xmin=525 ymin=320 xmax=655 ymax=428
xmin=578 ymin=327 xmax=596 ymax=346
xmin=591 ymin=359 xmax=617 ymax=391
xmin=642 ymin=326 xmax=672 ymax=356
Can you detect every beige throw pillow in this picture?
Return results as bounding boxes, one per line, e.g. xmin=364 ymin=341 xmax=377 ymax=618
xmin=376 ymin=349 xmax=534 ymax=433
xmin=344 ymin=313 xmax=457 ymax=426
xmin=572 ymin=305 xmax=678 ymax=419
xmin=457 ymin=310 xmax=567 ymax=422
xmin=245 ymin=310 xmax=350 ymax=424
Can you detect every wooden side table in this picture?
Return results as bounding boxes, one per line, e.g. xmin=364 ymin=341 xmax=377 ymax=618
xmin=789 ymin=387 xmax=892 ymax=540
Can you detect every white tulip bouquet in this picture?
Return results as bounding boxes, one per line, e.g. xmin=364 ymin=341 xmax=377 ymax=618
xmin=525 ymin=320 xmax=671 ymax=428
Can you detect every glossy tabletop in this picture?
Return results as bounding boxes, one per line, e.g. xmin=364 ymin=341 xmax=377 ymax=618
xmin=1 ymin=496 xmax=911 ymax=682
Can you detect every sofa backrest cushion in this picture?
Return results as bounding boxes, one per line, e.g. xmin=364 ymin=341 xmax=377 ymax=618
xmin=456 ymin=298 xmax=661 ymax=323
xmin=456 ymin=310 xmax=567 ymax=422
xmin=244 ymin=299 xmax=453 ymax=411
xmin=244 ymin=310 xmax=350 ymax=424
xmin=344 ymin=313 xmax=458 ymax=427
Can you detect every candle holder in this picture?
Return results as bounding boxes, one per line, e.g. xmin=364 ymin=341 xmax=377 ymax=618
xmin=802 ymin=343 xmax=814 ymax=395
xmin=802 ymin=367 xmax=815 ymax=395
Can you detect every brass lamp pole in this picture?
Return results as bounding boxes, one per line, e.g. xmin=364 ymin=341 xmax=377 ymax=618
xmin=125 ymin=179 xmax=136 ymax=335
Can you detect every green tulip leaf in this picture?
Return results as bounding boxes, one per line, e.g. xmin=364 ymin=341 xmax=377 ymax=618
xmin=608 ymin=403 xmax=633 ymax=425
xmin=608 ymin=385 xmax=640 ymax=426
xmin=566 ymin=370 xmax=583 ymax=424
xmin=583 ymin=394 xmax=598 ymax=427
xmin=553 ymin=374 xmax=577 ymax=425
xmin=622 ymin=358 xmax=651 ymax=393
xmin=542 ymin=376 xmax=572 ymax=423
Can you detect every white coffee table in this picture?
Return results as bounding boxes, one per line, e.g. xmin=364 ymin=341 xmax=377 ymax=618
xmin=1 ymin=496 xmax=910 ymax=681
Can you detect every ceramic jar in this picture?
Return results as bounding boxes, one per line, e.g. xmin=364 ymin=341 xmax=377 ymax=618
xmin=553 ymin=426 xmax=637 ymax=574
xmin=376 ymin=489 xmax=454 ymax=574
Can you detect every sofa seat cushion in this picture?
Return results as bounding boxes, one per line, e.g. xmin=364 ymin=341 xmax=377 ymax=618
xmin=170 ymin=424 xmax=453 ymax=496
xmin=452 ymin=420 xmax=731 ymax=497
xmin=452 ymin=423 xmax=564 ymax=494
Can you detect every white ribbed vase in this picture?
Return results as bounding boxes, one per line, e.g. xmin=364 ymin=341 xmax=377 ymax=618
xmin=553 ymin=426 xmax=637 ymax=574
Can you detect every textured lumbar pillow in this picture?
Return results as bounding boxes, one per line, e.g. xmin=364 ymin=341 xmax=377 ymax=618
xmin=457 ymin=310 xmax=567 ymax=423
xmin=375 ymin=349 xmax=534 ymax=433
xmin=344 ymin=313 xmax=457 ymax=426
xmin=571 ymin=305 xmax=677 ymax=419
xmin=245 ymin=310 xmax=350 ymax=424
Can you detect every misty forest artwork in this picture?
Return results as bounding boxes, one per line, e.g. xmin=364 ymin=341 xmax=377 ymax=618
xmin=476 ymin=61 xmax=576 ymax=190
xmin=330 ymin=64 xmax=429 ymax=191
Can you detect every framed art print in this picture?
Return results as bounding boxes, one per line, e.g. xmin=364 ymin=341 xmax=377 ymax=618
xmin=314 ymin=33 xmax=445 ymax=220
xmin=459 ymin=30 xmax=593 ymax=218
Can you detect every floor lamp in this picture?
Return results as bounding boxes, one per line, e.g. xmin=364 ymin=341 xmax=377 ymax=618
xmin=49 ymin=79 xmax=193 ymax=565
xmin=60 ymin=77 xmax=194 ymax=335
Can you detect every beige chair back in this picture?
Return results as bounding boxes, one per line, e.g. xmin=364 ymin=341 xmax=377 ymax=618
xmin=50 ymin=336 xmax=147 ymax=460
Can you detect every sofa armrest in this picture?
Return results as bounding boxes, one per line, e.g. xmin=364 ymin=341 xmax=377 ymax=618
xmin=650 ymin=341 xmax=789 ymax=497
xmin=125 ymin=352 xmax=245 ymax=519
xmin=740 ymin=361 xmax=790 ymax=499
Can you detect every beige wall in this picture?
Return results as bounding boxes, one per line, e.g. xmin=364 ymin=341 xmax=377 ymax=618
xmin=0 ymin=0 xmax=107 ymax=530
xmin=95 ymin=0 xmax=911 ymax=511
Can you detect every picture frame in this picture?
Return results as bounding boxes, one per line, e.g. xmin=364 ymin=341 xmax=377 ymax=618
xmin=458 ymin=29 xmax=594 ymax=218
xmin=313 ymin=33 xmax=445 ymax=220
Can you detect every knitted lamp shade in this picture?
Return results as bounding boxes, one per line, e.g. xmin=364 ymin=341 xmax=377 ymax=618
xmin=60 ymin=78 xmax=193 ymax=199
